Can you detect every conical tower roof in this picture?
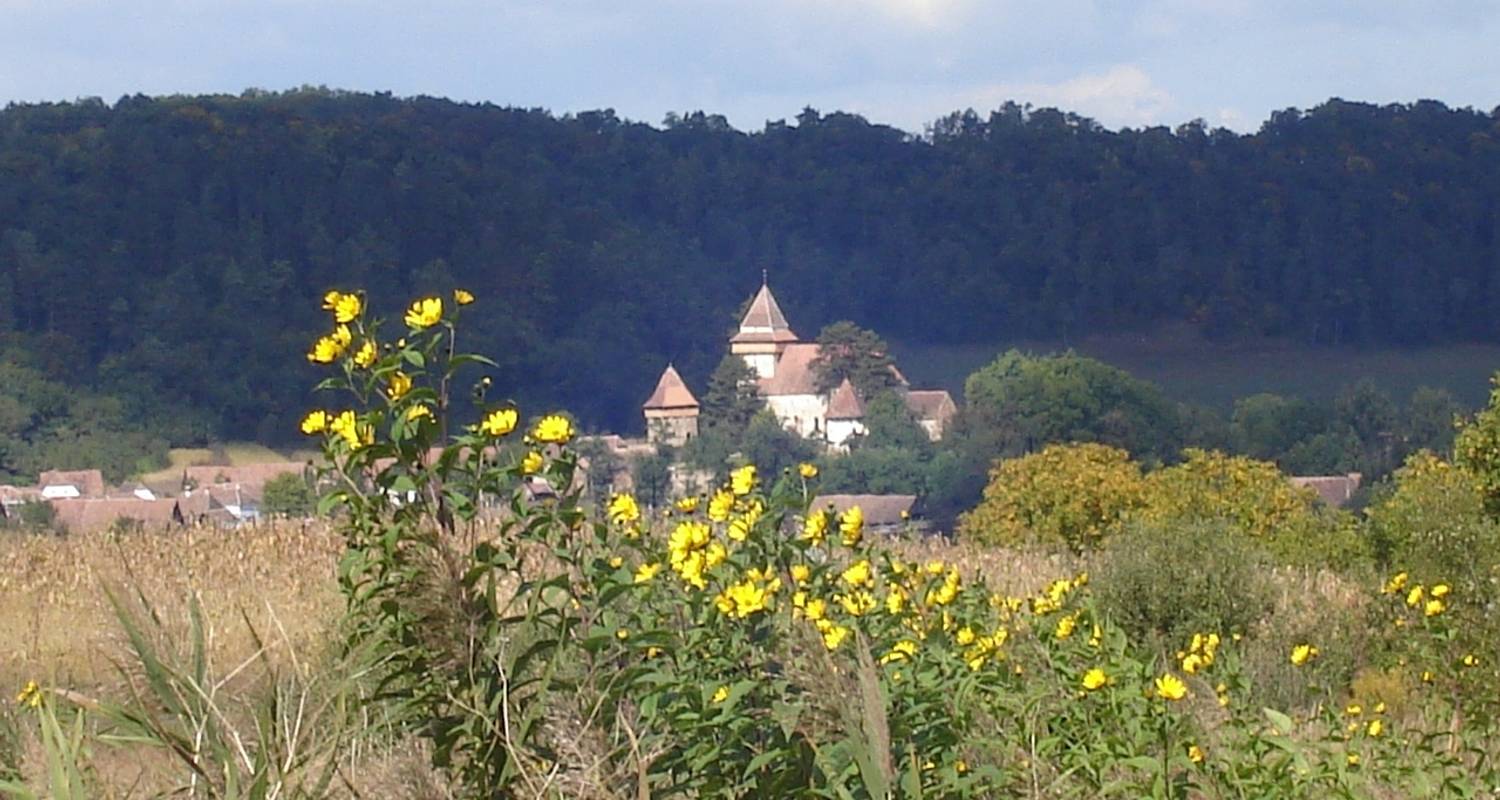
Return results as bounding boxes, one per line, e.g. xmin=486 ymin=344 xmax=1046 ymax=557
xmin=827 ymin=377 xmax=866 ymax=420
xmin=730 ymin=281 xmax=799 ymax=344
xmin=643 ymin=364 xmax=699 ymax=411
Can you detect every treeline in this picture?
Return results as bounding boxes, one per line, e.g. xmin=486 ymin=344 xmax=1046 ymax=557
xmin=1 ymin=89 xmax=1499 ymax=446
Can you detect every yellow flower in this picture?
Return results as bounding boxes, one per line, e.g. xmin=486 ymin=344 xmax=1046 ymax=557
xmin=521 ymin=451 xmax=544 ymax=474
xmin=819 ymin=622 xmax=851 ymax=650
xmin=840 ymin=559 xmax=873 ymax=588
xmin=839 ymin=505 xmax=864 ymax=546
xmin=1154 ymin=673 xmax=1188 ymax=701
xmin=798 ymin=462 xmax=818 ymax=479
xmin=790 ymin=564 xmax=811 ymax=584
xmin=1081 ymin=668 xmax=1108 ymax=691
xmin=328 ymin=410 xmax=368 ymax=449
xmin=879 ymin=640 xmax=919 ymax=664
xmin=608 ymin=556 xmax=624 ymax=569
xmin=1366 ymin=719 xmax=1383 ymax=737
xmin=533 ymin=414 xmax=574 ymax=444
xmin=1187 ymin=745 xmax=1205 ymax=764
xmin=404 ymin=296 xmax=443 ymax=328
xmin=675 ymin=496 xmax=699 ymax=513
xmin=1406 ymin=585 xmax=1424 ymax=607
xmin=1462 ymin=654 xmax=1479 ymax=668
xmin=1347 ymin=753 xmax=1360 ymax=767
xmin=321 ymin=289 xmax=343 ymax=312
xmin=615 ymin=628 xmax=630 ymax=640
xmin=331 ymin=324 xmax=353 ymax=348
xmin=837 ymin=590 xmax=877 ymax=616
xmin=1345 ymin=703 xmax=1363 ymax=716
xmin=801 ymin=509 xmax=829 ymax=545
xmin=1421 ymin=670 xmax=1435 ymax=683
xmin=405 ymin=404 xmax=434 ymax=422
xmin=306 ymin=335 xmax=343 ymax=364
xmin=712 ymin=685 xmax=730 ymax=703
xmin=1290 ymin=644 xmax=1319 ymax=666
xmin=730 ymin=464 xmax=757 ymax=496
xmin=388 ymin=371 xmax=413 ymax=399
xmin=453 ymin=288 xmax=475 ymax=305
xmin=804 ymin=597 xmax=826 ymax=622
xmin=1424 ymin=599 xmax=1445 ymax=617
xmin=299 ymin=410 xmax=329 ymax=435
xmin=884 ymin=584 xmax=907 ymax=615
xmin=1054 ymin=614 xmax=1079 ymax=641
xmin=353 ymin=339 xmax=378 ymax=368
xmin=1373 ymin=701 xmax=1386 ymax=714
xmin=1182 ymin=653 xmax=1205 ymax=675
xmin=609 ymin=494 xmax=641 ymax=526
xmin=634 ymin=562 xmax=661 ymax=583
xmin=329 ymin=292 xmax=362 ymax=323
xmin=1430 ymin=583 xmax=1450 ymax=598
xmin=479 ymin=407 xmax=519 ymax=437
xmin=16 ymin=680 xmax=42 ymax=709
xmin=1383 ymin=572 xmax=1409 ymax=594
xmin=708 ymin=490 xmax=735 ymax=522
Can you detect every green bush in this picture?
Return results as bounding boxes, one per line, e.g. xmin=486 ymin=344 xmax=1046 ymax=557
xmin=1093 ymin=520 xmax=1276 ymax=646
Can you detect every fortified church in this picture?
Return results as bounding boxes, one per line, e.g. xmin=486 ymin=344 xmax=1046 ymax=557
xmin=642 ymin=282 xmax=956 ymax=451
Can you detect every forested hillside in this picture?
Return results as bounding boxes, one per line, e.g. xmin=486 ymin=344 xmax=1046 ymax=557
xmin=2 ymin=90 xmax=1498 ymax=453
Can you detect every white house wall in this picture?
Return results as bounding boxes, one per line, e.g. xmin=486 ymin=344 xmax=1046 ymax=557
xmin=765 ymin=394 xmax=827 ymax=438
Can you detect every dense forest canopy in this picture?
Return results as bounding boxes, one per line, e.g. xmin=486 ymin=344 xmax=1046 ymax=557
xmin=1 ymin=89 xmax=1498 ymax=447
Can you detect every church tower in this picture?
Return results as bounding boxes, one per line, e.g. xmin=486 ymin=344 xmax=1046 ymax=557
xmin=642 ymin=364 xmax=700 ymax=447
xmin=729 ymin=279 xmax=798 ymax=379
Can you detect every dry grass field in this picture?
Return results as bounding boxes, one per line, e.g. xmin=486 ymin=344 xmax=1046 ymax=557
xmin=0 ymin=522 xmax=1393 ymax=798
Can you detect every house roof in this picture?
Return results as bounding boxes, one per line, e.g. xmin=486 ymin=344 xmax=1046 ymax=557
xmin=643 ymin=364 xmax=700 ymax=411
xmin=183 ymin=462 xmax=307 ymax=490
xmin=904 ymin=390 xmax=957 ymax=423
xmin=759 ymin=343 xmax=823 ymax=396
xmin=730 ymin=283 xmax=798 ymax=344
xmin=827 ymin=378 xmax=865 ymax=419
xmin=810 ymin=494 xmax=917 ymax=527
xmin=49 ymin=498 xmax=182 ymax=531
xmin=38 ymin=469 xmax=106 ymax=498
xmin=0 ymin=485 xmax=42 ymax=504
xmin=1289 ymin=474 xmax=1362 ymax=507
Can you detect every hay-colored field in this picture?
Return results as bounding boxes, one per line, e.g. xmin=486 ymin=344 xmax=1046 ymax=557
xmin=136 ymin=442 xmax=325 ymax=485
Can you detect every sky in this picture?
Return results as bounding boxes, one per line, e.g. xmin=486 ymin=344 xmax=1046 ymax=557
xmin=1 ymin=0 xmax=1498 ymax=133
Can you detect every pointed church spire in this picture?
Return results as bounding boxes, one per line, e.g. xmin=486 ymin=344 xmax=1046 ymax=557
xmin=643 ymin=363 xmax=699 ymax=410
xmin=735 ymin=282 xmax=795 ymax=339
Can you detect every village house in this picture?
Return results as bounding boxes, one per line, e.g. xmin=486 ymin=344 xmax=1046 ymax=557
xmin=811 ymin=493 xmax=923 ymax=536
xmin=38 ymin=469 xmax=106 ymax=499
xmin=1290 ymin=472 xmax=1363 ymax=508
xmin=645 ymin=282 xmax=957 ymax=450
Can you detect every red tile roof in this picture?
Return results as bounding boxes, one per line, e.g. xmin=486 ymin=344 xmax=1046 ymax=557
xmin=643 ymin=364 xmax=700 ymax=410
xmin=38 ymin=469 xmax=106 ymax=498
xmin=827 ymin=378 xmax=865 ymax=419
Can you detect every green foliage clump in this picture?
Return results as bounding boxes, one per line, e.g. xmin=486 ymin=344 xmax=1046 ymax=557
xmin=958 ymin=350 xmax=1185 ymax=466
xmin=957 ymin=443 xmax=1145 ymax=551
xmin=1094 ymin=520 xmax=1276 ymax=646
xmin=1454 ymin=373 xmax=1500 ymax=516
xmin=810 ymin=321 xmax=900 ymax=397
xmin=1139 ymin=448 xmax=1366 ymax=567
xmin=1364 ymin=452 xmax=1499 ymax=599
xmin=260 ymin=471 xmax=316 ymax=518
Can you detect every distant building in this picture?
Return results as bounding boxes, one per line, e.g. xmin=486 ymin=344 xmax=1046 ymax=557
xmin=642 ymin=364 xmax=700 ymax=447
xmin=810 ymin=493 xmax=921 ymax=536
xmin=645 ymin=280 xmax=957 ymax=449
xmin=49 ymin=497 xmax=185 ymax=532
xmin=38 ymin=469 xmax=106 ymax=500
xmin=1290 ymin=473 xmax=1363 ymax=507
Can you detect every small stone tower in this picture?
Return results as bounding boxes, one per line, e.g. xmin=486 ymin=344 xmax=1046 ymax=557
xmin=729 ymin=279 xmax=798 ymax=379
xmin=643 ymin=364 xmax=700 ymax=447
xmin=825 ymin=377 xmax=867 ymax=450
